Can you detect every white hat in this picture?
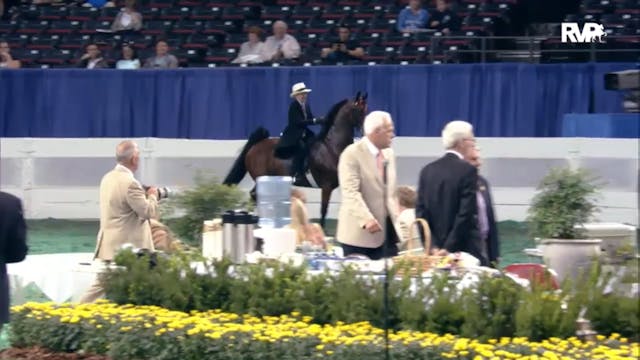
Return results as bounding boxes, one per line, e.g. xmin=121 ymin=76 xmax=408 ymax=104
xmin=290 ymin=82 xmax=312 ymax=97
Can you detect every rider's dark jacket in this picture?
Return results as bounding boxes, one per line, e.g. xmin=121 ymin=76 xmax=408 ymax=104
xmin=275 ymin=100 xmax=317 ymax=158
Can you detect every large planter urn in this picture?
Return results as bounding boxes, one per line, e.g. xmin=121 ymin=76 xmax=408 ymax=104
xmin=541 ymin=238 xmax=602 ymax=284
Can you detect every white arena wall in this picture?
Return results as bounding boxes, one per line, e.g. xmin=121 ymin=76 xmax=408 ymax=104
xmin=0 ymin=137 xmax=638 ymax=226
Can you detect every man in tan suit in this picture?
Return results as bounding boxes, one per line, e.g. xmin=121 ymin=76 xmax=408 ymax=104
xmin=336 ymin=110 xmax=399 ymax=260
xmin=79 ymin=140 xmax=158 ymax=303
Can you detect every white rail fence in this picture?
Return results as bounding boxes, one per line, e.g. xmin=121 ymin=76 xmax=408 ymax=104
xmin=0 ymin=137 xmax=637 ymax=225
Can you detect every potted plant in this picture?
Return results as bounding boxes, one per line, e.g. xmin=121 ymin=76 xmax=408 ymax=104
xmin=527 ymin=166 xmax=602 ymax=283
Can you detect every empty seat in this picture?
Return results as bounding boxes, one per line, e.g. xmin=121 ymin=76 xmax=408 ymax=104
xmin=351 ymin=4 xmax=385 ymax=19
xmin=171 ymin=19 xmax=205 ymax=34
xmin=79 ymin=20 xmax=112 ymax=34
xmin=3 ymin=34 xmax=28 ymax=48
xmin=39 ymin=6 xmax=69 ymax=20
xmin=16 ymin=20 xmax=50 ymax=35
xmin=0 ymin=21 xmax=17 ymax=35
xmin=67 ymin=7 xmax=99 ymax=21
xmin=141 ymin=20 xmax=172 ymax=35
xmin=363 ymin=45 xmax=396 ymax=62
xmin=11 ymin=48 xmax=42 ymax=65
xmin=221 ymin=6 xmax=259 ymax=20
xmin=38 ymin=49 xmax=74 ymax=66
xmin=26 ymin=34 xmax=60 ymax=49
xmin=148 ymin=0 xmax=175 ymax=8
xmin=202 ymin=20 xmax=238 ymax=34
xmin=261 ymin=5 xmax=293 ymax=19
xmin=223 ymin=33 xmax=246 ymax=48
xmin=205 ymin=47 xmax=237 ymax=62
xmin=478 ymin=3 xmax=509 ymax=17
xmin=304 ymin=18 xmax=337 ymax=33
xmin=58 ymin=34 xmax=91 ymax=50
xmin=48 ymin=20 xmax=82 ymax=34
xmin=183 ymin=33 xmax=219 ymax=48
xmin=190 ymin=6 xmax=223 ymax=20
xmin=321 ymin=5 xmax=350 ymax=20
xmin=158 ymin=7 xmax=190 ymax=21
xmin=365 ymin=17 xmax=395 ymax=33
xmin=97 ymin=7 xmax=120 ymax=21
xmin=380 ymin=31 xmax=411 ymax=46
xmin=290 ymin=5 xmax=323 ymax=20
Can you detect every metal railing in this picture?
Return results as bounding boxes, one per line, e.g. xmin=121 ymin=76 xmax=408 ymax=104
xmin=414 ymin=35 xmax=639 ymax=64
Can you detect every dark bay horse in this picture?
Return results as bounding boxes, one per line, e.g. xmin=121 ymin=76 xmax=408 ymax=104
xmin=223 ymin=92 xmax=368 ymax=228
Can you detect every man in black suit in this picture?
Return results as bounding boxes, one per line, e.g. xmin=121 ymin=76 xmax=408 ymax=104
xmin=466 ymin=146 xmax=500 ymax=267
xmin=275 ymin=82 xmax=323 ymax=182
xmin=416 ymin=120 xmax=488 ymax=266
xmin=0 ymin=191 xmax=28 ymax=330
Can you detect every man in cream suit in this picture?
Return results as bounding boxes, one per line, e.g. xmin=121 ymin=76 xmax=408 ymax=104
xmin=79 ymin=140 xmax=158 ymax=303
xmin=336 ymin=111 xmax=399 ymax=260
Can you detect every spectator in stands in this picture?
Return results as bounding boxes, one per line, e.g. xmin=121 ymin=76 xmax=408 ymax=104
xmin=111 ymin=0 xmax=143 ymax=33
xmin=144 ymin=40 xmax=178 ymax=69
xmin=116 ymin=43 xmax=140 ymax=69
xmin=232 ymin=26 xmax=266 ymax=65
xmin=0 ymin=41 xmax=21 ymax=69
xmin=262 ymin=20 xmax=301 ymax=62
xmin=320 ymin=27 xmax=364 ymax=65
xmin=77 ymin=43 xmax=108 ymax=69
xmin=429 ymin=0 xmax=460 ymax=34
xmin=396 ymin=0 xmax=429 ymax=33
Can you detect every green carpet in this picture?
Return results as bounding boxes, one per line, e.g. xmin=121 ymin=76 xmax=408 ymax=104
xmin=23 ymin=219 xmax=536 ymax=264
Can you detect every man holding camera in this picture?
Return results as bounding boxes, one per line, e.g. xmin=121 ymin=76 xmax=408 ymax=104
xmin=320 ymin=27 xmax=364 ymax=65
xmin=80 ymin=140 xmax=158 ymax=303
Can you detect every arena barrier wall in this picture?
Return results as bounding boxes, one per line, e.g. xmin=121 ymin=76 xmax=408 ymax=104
xmin=1 ymin=137 xmax=637 ymax=226
xmin=0 ymin=62 xmax=634 ymax=139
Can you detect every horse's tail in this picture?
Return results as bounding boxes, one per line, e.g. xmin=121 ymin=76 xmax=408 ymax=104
xmin=223 ymin=127 xmax=270 ymax=185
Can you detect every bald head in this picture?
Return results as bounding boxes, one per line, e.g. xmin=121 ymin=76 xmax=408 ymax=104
xmin=116 ymin=140 xmax=140 ymax=171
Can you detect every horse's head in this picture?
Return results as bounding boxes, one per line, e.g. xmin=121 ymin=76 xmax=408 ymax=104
xmin=350 ymin=91 xmax=368 ymax=131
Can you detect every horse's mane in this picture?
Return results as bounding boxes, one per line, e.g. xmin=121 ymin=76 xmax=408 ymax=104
xmin=316 ymin=98 xmax=350 ymax=141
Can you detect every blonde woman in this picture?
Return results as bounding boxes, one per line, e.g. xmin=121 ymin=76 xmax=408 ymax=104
xmin=395 ymin=186 xmax=424 ymax=252
xmin=290 ymin=188 xmax=326 ymax=249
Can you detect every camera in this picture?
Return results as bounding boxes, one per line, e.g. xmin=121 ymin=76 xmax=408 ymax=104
xmin=143 ymin=185 xmax=172 ymax=200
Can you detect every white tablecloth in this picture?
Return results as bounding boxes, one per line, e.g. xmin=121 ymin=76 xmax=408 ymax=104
xmin=7 ymin=253 xmax=99 ymax=303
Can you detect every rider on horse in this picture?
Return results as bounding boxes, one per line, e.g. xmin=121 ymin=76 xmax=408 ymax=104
xmin=275 ymin=82 xmax=324 ymax=182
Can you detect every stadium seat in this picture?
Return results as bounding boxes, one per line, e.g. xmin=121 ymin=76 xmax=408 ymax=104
xmin=141 ymin=20 xmax=172 ymax=35
xmin=67 ymin=7 xmax=99 ymax=21
xmin=171 ymin=20 xmax=204 ymax=35
xmin=16 ymin=20 xmax=50 ymax=35
xmin=158 ymin=7 xmax=190 ymax=21
xmin=221 ymin=6 xmax=259 ymax=20
xmin=261 ymin=5 xmax=293 ymax=20
xmin=97 ymin=7 xmax=120 ymax=22
xmin=189 ymin=6 xmax=222 ymax=20
xmin=365 ymin=17 xmax=395 ymax=33
xmin=222 ymin=33 xmax=245 ymax=48
xmin=202 ymin=20 xmax=238 ymax=34
xmin=0 ymin=21 xmax=17 ymax=35
xmin=183 ymin=33 xmax=219 ymax=49
xmin=205 ymin=47 xmax=237 ymax=63
xmin=290 ymin=5 xmax=323 ymax=20
xmin=26 ymin=34 xmax=59 ymax=50
xmin=79 ymin=20 xmax=112 ymax=34
xmin=351 ymin=4 xmax=385 ymax=19
xmin=148 ymin=0 xmax=175 ymax=9
xmin=48 ymin=20 xmax=82 ymax=34
xmin=58 ymin=34 xmax=91 ymax=50
xmin=304 ymin=18 xmax=337 ymax=33
xmin=39 ymin=6 xmax=68 ymax=20
xmin=38 ymin=49 xmax=74 ymax=66
xmin=380 ymin=31 xmax=411 ymax=47
xmin=3 ymin=34 xmax=28 ymax=48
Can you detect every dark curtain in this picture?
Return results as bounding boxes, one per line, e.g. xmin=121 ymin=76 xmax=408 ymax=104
xmin=0 ymin=63 xmax=634 ymax=139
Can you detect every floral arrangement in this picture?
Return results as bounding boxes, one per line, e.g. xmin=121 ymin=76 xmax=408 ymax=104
xmin=9 ymin=301 xmax=639 ymax=360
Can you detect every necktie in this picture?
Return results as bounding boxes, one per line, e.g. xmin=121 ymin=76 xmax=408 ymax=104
xmin=477 ymin=190 xmax=489 ymax=240
xmin=376 ymin=152 xmax=385 ymax=180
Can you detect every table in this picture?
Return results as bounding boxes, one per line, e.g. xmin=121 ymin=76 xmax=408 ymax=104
xmin=561 ymin=113 xmax=640 ymax=138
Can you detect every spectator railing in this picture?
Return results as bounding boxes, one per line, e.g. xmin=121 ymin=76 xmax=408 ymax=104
xmin=415 ymin=35 xmax=639 ymax=64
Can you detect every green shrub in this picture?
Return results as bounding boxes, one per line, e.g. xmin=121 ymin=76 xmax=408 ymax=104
xmin=160 ymin=172 xmax=250 ymax=245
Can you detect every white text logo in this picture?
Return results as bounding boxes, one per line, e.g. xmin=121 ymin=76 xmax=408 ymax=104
xmin=561 ymin=22 xmax=607 ymax=43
